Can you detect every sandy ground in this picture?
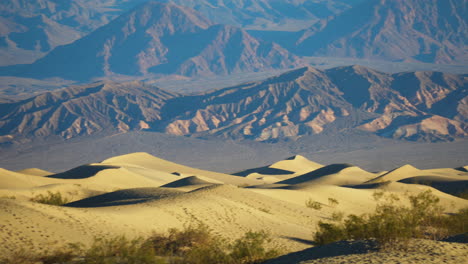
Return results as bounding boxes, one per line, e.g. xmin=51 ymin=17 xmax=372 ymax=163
xmin=0 ymin=152 xmax=467 ymax=261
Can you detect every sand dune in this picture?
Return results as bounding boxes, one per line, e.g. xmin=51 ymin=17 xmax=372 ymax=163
xmin=233 ymin=155 xmax=323 ymax=183
xmin=366 ymin=164 xmax=468 ymax=184
xmin=161 ymin=176 xmax=220 ymax=191
xmin=66 ymin=187 xmax=184 ymax=207
xmin=0 ymin=168 xmax=56 ymax=189
xmin=276 ymin=164 xmax=377 ymax=187
xmin=0 ymin=152 xmax=467 ymax=260
xmin=102 ymin=152 xmax=261 ymax=185
xmin=15 ymin=168 xmax=52 ymax=176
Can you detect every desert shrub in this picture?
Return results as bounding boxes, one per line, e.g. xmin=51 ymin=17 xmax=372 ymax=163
xmin=149 ymin=223 xmax=215 ymax=257
xmin=30 ymin=191 xmax=69 ymax=205
xmin=313 ymin=222 xmax=346 ymax=245
xmin=1 ymin=225 xmax=280 ymax=264
xmin=306 ymin=199 xmax=322 ymax=210
xmin=229 ymin=231 xmax=281 ymax=264
xmin=328 ymin=198 xmax=339 ymax=207
xmin=0 ymin=246 xmax=78 ymax=264
xmin=331 ymin=211 xmax=344 ymax=222
xmin=39 ymin=247 xmax=77 ymax=264
xmin=84 ymin=236 xmax=162 ymax=264
xmin=149 ymin=224 xmax=280 ymax=264
xmin=0 ymin=249 xmax=38 ymax=264
xmin=314 ymin=190 xmax=466 ymax=247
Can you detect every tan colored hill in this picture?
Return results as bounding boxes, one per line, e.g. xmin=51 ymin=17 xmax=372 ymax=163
xmin=0 ymin=152 xmax=467 ymax=260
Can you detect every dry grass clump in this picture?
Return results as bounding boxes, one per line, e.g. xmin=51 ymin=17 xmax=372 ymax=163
xmin=314 ymin=190 xmax=468 ymax=248
xmin=306 ymin=199 xmax=322 ymax=210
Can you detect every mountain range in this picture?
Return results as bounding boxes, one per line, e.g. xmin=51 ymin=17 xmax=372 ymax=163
xmin=0 ymin=65 xmax=466 ymax=143
xmin=3 ymin=1 xmax=302 ymax=81
xmin=294 ymin=0 xmax=468 ymax=64
xmin=0 ymin=0 xmax=358 ymax=66
xmin=1 ymin=0 xmax=466 ymax=75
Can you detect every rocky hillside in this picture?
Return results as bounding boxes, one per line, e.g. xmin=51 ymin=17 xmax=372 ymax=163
xmin=0 ymin=66 xmax=466 ymax=143
xmin=0 ymin=81 xmax=176 ymax=141
xmin=160 ymin=66 xmax=467 ymax=141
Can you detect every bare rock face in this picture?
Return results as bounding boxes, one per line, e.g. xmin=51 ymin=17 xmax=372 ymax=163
xmin=0 ymin=66 xmax=466 ymax=143
xmin=158 ymin=66 xmax=467 ymax=142
xmin=160 ymin=67 xmax=353 ymax=141
xmin=0 ymin=81 xmax=176 ymax=141
xmin=296 ymin=0 xmax=468 ymax=64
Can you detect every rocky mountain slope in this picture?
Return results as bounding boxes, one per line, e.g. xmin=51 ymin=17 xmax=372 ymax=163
xmin=0 ymin=66 xmax=466 ymax=143
xmin=0 ymin=0 xmax=361 ymax=66
xmin=295 ymin=0 xmax=468 ymax=64
xmin=2 ymin=1 xmax=301 ymax=81
xmin=0 ymin=81 xmax=176 ymax=141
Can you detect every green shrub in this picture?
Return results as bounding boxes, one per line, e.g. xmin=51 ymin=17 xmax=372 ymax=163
xmin=314 ymin=190 xmax=466 ymax=248
xmin=149 ymin=224 xmax=280 ymax=264
xmin=149 ymin=223 xmax=215 ymax=257
xmin=84 ymin=236 xmax=162 ymax=264
xmin=30 ymin=191 xmax=69 ymax=205
xmin=230 ymin=231 xmax=281 ymax=264
xmin=306 ymin=199 xmax=322 ymax=210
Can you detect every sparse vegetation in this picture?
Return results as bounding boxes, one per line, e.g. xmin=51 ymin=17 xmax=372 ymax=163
xmin=30 ymin=191 xmax=70 ymax=206
xmin=306 ymin=199 xmax=322 ymax=210
xmin=331 ymin=211 xmax=344 ymax=222
xmin=230 ymin=230 xmax=280 ymax=264
xmin=328 ymin=197 xmax=339 ymax=207
xmin=314 ymin=190 xmax=468 ymax=248
xmin=84 ymin=236 xmax=161 ymax=264
xmin=0 ymin=224 xmax=281 ymax=264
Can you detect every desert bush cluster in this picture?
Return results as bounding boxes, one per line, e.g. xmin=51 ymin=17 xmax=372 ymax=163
xmin=30 ymin=191 xmax=70 ymax=206
xmin=314 ymin=190 xmax=468 ymax=247
xmin=0 ymin=224 xmax=280 ymax=264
